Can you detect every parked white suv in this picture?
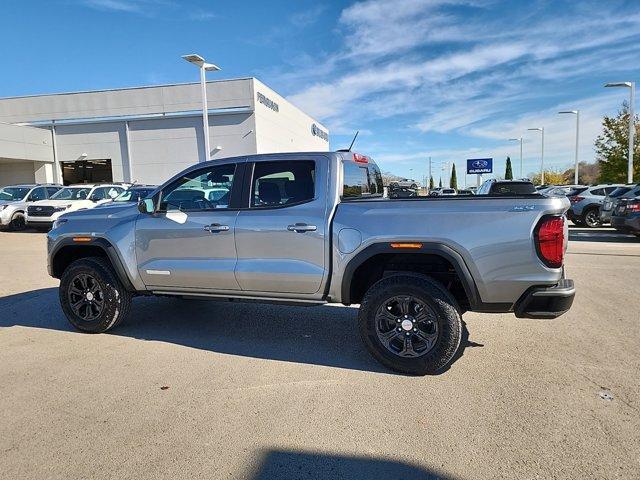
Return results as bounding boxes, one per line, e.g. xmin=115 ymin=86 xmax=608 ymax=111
xmin=25 ymin=184 xmax=127 ymax=230
xmin=0 ymin=184 xmax=62 ymax=230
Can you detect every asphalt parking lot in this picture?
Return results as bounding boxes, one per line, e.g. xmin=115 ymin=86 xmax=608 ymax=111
xmin=1 ymin=228 xmax=639 ymax=480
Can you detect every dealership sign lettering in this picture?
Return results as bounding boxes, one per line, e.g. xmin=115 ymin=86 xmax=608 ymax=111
xmin=311 ymin=123 xmax=329 ymax=142
xmin=467 ymin=158 xmax=493 ymax=174
xmin=257 ymin=92 xmax=279 ymax=112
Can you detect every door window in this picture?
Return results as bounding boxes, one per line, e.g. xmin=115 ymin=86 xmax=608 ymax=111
xmin=160 ymin=163 xmax=236 ymax=212
xmin=251 ymin=161 xmax=315 ymax=207
xmin=28 ymin=187 xmax=47 ymax=201
xmin=46 ymin=187 xmax=61 ymax=197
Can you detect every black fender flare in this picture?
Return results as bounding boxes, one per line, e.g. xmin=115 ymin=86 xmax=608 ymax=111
xmin=340 ymin=242 xmax=482 ymax=309
xmin=50 ymin=237 xmax=137 ymax=292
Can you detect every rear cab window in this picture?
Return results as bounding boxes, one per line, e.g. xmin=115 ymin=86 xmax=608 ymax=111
xmin=341 ymin=154 xmax=383 ymax=199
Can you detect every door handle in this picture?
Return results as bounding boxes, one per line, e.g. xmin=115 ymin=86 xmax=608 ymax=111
xmin=204 ymin=223 xmax=230 ymax=233
xmin=287 ymin=223 xmax=317 ymax=233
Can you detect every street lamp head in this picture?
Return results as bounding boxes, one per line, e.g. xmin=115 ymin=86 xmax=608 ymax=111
xmin=182 ymin=53 xmax=221 ymax=71
xmin=605 ymin=82 xmax=633 ymax=88
xmin=558 ymin=110 xmax=578 ymax=115
xmin=508 ymin=137 xmax=521 ymax=141
xmin=527 ymin=127 xmax=543 ymax=132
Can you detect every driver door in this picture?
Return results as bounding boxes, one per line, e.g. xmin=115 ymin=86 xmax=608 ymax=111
xmin=135 ymin=161 xmax=243 ymax=292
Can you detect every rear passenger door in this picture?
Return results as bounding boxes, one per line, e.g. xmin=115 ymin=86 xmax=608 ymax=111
xmin=234 ymin=156 xmax=329 ymax=295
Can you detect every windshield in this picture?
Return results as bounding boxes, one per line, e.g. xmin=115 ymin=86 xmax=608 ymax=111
xmin=50 ymin=187 xmax=91 ymax=200
xmin=113 ymin=188 xmax=154 ymax=202
xmin=0 ymin=187 xmax=30 ymax=201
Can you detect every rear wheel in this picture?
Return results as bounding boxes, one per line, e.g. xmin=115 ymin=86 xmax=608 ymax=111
xmin=9 ymin=212 xmax=26 ymax=231
xmin=582 ymin=208 xmax=601 ymax=228
xmin=358 ymin=274 xmax=462 ymax=375
xmin=59 ymin=257 xmax=132 ymax=333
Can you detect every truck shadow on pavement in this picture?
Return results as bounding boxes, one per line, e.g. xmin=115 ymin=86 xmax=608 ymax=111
xmin=0 ymin=287 xmax=480 ymax=375
xmin=249 ymin=449 xmax=453 ymax=479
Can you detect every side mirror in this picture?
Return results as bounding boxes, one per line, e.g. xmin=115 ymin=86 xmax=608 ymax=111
xmin=138 ymin=198 xmax=156 ymax=214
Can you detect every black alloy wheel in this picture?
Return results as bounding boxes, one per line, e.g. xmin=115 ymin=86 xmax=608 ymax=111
xmin=375 ymin=295 xmax=439 ymax=358
xmin=583 ymin=209 xmax=601 ymax=228
xmin=67 ymin=273 xmax=105 ymax=321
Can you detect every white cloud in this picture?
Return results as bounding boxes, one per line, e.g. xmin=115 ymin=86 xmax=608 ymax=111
xmin=276 ymin=0 xmax=640 ymax=175
xmin=290 ymin=5 xmax=326 ymax=27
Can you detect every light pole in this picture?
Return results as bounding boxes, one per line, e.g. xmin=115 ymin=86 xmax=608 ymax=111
xmin=182 ymin=53 xmax=221 ymax=162
xmin=508 ymin=137 xmax=523 ymax=178
xmin=528 ymin=127 xmax=545 ymax=185
xmin=605 ymin=82 xmax=635 ymax=183
xmin=558 ymin=110 xmax=580 ymax=184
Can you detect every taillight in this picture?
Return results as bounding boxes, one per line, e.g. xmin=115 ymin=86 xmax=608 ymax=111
xmin=535 ymin=216 xmax=564 ymax=268
xmin=569 ymin=196 xmax=584 ymax=204
xmin=353 ymin=153 xmax=368 ymax=163
xmin=627 ymin=202 xmax=640 ymax=213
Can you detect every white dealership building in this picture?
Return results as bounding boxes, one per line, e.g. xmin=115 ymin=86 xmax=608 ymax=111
xmin=0 ymin=78 xmax=329 ymax=186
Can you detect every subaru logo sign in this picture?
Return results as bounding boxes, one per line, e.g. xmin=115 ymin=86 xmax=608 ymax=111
xmin=467 ymin=158 xmax=493 ymax=174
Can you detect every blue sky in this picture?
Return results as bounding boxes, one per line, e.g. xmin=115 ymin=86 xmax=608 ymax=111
xmin=2 ymin=0 xmax=640 ymax=184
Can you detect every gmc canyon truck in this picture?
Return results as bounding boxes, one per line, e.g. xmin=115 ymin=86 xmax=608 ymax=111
xmin=47 ymin=152 xmax=575 ymax=375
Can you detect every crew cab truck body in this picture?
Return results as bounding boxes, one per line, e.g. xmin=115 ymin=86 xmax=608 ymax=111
xmin=47 ymin=152 xmax=575 ymax=375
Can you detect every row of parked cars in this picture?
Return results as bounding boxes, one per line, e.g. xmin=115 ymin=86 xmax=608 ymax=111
xmin=538 ymin=183 xmax=640 ymax=235
xmin=0 ymin=183 xmax=156 ymax=231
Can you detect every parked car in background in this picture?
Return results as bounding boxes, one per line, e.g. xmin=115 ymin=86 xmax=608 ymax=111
xmin=439 ymin=188 xmax=457 ymax=196
xmin=610 ymin=190 xmax=640 ymax=237
xmin=543 ymin=185 xmax=587 ymax=197
xmin=96 ymin=185 xmax=157 ymax=207
xmin=390 ymin=178 xmax=420 ymax=189
xmin=428 ymin=187 xmax=443 ymax=196
xmin=26 ymin=184 xmax=127 ymax=230
xmin=599 ymin=185 xmax=635 ymax=224
xmin=566 ymin=184 xmax=623 ymax=227
xmin=476 ymin=179 xmax=536 ymax=195
xmin=0 ymin=184 xmax=62 ymax=231
xmin=388 ymin=185 xmax=418 ymax=198
xmin=457 ymin=189 xmax=474 ymax=196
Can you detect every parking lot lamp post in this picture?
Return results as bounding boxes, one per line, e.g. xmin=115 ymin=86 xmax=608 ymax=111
xmin=605 ymin=82 xmax=635 ymax=183
xmin=508 ymin=137 xmax=523 ymax=178
xmin=558 ymin=110 xmax=580 ymax=184
xmin=182 ymin=54 xmax=221 ymax=162
xmin=528 ymin=127 xmax=545 ymax=185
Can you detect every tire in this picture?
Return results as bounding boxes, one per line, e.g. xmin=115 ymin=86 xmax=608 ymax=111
xmin=411 ymin=184 xmax=417 ymax=189
xmin=59 ymin=257 xmax=132 ymax=333
xmin=582 ymin=208 xmax=601 ymax=228
xmin=8 ymin=212 xmax=26 ymax=231
xmin=358 ymin=274 xmax=462 ymax=375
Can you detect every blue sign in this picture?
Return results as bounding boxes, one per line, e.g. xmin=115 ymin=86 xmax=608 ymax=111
xmin=467 ymin=158 xmax=493 ymax=174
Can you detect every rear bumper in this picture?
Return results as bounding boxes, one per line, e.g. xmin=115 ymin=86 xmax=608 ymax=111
xmin=599 ymin=207 xmax=613 ymax=223
xmin=514 ymin=279 xmax=575 ymax=319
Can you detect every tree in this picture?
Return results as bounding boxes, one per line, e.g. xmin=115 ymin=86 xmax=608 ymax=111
xmin=438 ymin=177 xmax=442 ymax=188
xmin=429 ymin=176 xmax=434 ymax=190
xmin=531 ymin=169 xmax=565 ymax=185
xmin=595 ymin=101 xmax=640 ymax=183
xmin=505 ymin=156 xmax=513 ymax=180
xmin=450 ymin=163 xmax=458 ymax=189
xmin=561 ymin=162 xmax=600 ymax=184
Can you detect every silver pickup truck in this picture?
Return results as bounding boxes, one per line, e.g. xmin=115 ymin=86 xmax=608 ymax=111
xmin=47 ymin=151 xmax=575 ymax=375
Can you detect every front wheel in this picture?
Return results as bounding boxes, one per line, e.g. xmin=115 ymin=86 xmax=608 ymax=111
xmin=9 ymin=212 xmax=26 ymax=231
xmin=358 ymin=274 xmax=462 ymax=375
xmin=59 ymin=257 xmax=132 ymax=333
